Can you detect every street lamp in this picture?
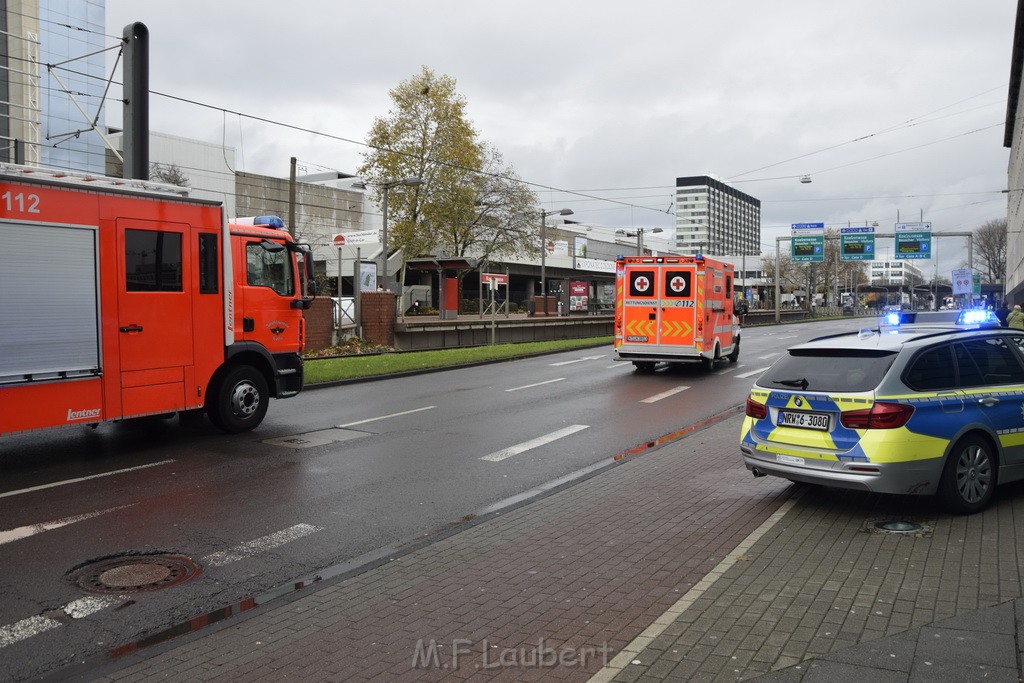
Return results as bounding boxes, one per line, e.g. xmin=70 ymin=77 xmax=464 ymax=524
xmin=374 ymin=176 xmax=421 ymax=290
xmin=539 ymin=208 xmax=573 ymax=298
xmin=615 ymin=227 xmax=663 ymax=255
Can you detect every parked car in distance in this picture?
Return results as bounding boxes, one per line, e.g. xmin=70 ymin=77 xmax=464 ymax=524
xmin=740 ymin=326 xmax=1024 ymax=513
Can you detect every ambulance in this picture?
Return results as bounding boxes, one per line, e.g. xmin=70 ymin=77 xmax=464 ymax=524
xmin=0 ymin=164 xmax=314 ymax=437
xmin=613 ymin=255 xmax=740 ymax=371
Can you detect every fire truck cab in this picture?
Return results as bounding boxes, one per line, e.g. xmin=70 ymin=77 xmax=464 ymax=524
xmin=613 ymin=254 xmax=740 ymax=371
xmin=0 ymin=164 xmax=313 ymax=437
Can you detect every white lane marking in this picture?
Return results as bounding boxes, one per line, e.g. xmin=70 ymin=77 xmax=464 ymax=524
xmin=0 ymin=460 xmax=175 ymax=500
xmin=640 ymin=386 xmax=691 ymax=403
xmin=338 ymin=406 xmax=435 ymax=428
xmin=64 ymin=596 xmax=122 ymax=619
xmin=0 ymin=615 xmax=61 ymax=648
xmin=758 ymin=353 xmax=780 ymax=360
xmin=506 ymin=378 xmax=566 ymax=392
xmin=549 ymin=355 xmax=605 ymax=366
xmin=0 ymin=596 xmax=125 ymax=650
xmin=715 ymin=366 xmax=737 ymax=374
xmin=202 ymin=523 xmax=323 ymax=568
xmin=0 ymin=505 xmax=134 ymax=546
xmin=481 ymin=425 xmax=590 ymax=463
xmin=778 ymin=335 xmax=798 ymax=340
xmin=736 ymin=367 xmax=770 ymax=379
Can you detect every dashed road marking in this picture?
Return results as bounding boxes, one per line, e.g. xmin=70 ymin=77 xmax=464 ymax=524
xmin=481 ymin=425 xmax=590 ymax=462
xmin=640 ymin=386 xmax=690 ymax=403
xmin=0 ymin=461 xmax=174 ymax=500
xmin=338 ymin=406 xmax=435 ymax=428
xmin=0 ymin=596 xmax=124 ymax=649
xmin=549 ymin=355 xmax=605 ymax=366
xmin=202 ymin=523 xmax=324 ymax=568
xmin=506 ymin=378 xmax=566 ymax=392
xmin=735 ymin=367 xmax=770 ymax=379
xmin=0 ymin=505 xmax=134 ymax=546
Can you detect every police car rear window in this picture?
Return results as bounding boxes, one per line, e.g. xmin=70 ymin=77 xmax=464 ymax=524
xmin=759 ymin=350 xmax=897 ymax=393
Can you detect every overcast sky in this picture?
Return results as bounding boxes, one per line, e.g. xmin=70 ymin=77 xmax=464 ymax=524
xmin=105 ymin=1 xmax=1016 ymax=276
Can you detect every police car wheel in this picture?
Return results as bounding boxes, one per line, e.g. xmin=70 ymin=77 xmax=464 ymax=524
xmin=938 ymin=435 xmax=996 ymax=514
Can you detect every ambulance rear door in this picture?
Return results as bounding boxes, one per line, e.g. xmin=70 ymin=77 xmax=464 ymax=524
xmin=657 ymin=264 xmax=698 ymax=353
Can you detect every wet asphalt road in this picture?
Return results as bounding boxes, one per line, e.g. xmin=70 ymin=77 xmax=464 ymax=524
xmin=0 ymin=318 xmax=859 ymax=680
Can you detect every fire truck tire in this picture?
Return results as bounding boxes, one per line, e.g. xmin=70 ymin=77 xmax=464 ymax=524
xmin=728 ymin=338 xmax=740 ymax=363
xmin=207 ymin=365 xmax=269 ymax=433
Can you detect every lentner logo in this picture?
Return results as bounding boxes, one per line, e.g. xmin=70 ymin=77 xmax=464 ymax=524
xmin=67 ymin=408 xmax=101 ymax=422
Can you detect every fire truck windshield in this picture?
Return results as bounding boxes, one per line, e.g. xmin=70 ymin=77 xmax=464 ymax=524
xmin=246 ymin=241 xmax=294 ymax=296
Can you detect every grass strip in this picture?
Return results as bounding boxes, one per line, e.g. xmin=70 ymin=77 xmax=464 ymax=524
xmin=304 ymin=336 xmax=613 ymax=384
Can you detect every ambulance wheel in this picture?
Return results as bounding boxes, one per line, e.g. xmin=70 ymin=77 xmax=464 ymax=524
xmin=728 ymin=338 xmax=741 ymax=363
xmin=938 ymin=434 xmax=996 ymax=514
xmin=207 ymin=365 xmax=269 ymax=433
xmin=633 ymin=361 xmax=656 ymax=373
xmin=702 ymin=347 xmax=719 ymax=371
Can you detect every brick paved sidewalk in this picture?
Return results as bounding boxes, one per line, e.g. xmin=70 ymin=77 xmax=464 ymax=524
xmin=598 ymin=452 xmax=1024 ymax=682
xmin=87 ymin=414 xmax=792 ymax=682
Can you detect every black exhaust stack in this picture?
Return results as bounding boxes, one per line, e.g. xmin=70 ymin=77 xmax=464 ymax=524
xmin=122 ymin=22 xmax=149 ymax=180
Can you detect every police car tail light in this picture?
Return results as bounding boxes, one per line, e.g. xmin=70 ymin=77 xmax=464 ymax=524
xmin=745 ymin=397 xmax=767 ymax=419
xmin=840 ymin=402 xmax=914 ymax=429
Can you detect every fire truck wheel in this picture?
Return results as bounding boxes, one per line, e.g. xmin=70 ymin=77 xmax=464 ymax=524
xmin=208 ymin=365 xmax=269 ymax=433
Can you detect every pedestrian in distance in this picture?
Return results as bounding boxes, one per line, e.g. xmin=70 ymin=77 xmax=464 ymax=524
xmin=995 ymin=300 xmax=1011 ymax=327
xmin=1008 ymin=304 xmax=1024 ymax=330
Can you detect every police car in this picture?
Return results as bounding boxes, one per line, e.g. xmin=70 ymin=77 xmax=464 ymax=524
xmin=740 ymin=324 xmax=1024 ymax=513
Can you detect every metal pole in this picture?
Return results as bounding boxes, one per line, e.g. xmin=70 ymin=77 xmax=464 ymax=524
xmin=354 ymin=247 xmax=362 ymax=338
xmin=774 ymin=237 xmax=782 ymax=323
xmin=540 ymin=210 xmax=546 ymax=299
xmin=636 ymin=229 xmax=643 ymax=256
xmin=380 ymin=187 xmax=389 ymax=292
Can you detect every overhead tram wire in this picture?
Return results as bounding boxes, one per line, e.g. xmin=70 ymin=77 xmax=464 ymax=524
xmin=22 ymin=48 xmax=1008 ymax=223
xmin=726 ymin=85 xmax=1007 ymax=181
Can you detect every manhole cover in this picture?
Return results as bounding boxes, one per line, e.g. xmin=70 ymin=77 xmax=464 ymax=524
xmin=68 ymin=553 xmax=202 ymax=594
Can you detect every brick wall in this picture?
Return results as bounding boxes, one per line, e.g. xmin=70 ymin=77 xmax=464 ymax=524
xmin=361 ymin=292 xmax=397 ymax=347
xmin=304 ymin=297 xmax=334 ymax=352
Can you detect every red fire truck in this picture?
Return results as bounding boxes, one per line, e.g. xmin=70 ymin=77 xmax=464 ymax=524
xmin=0 ymin=164 xmax=314 ymax=436
xmin=613 ymin=254 xmax=740 ymax=371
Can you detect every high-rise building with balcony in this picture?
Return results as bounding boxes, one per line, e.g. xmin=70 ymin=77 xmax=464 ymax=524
xmin=1 ymin=0 xmax=107 ymax=172
xmin=674 ymin=175 xmax=761 ymax=258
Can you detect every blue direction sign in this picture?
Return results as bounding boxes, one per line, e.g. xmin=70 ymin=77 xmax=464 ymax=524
xmin=840 ymin=226 xmax=875 ymax=261
xmin=791 ymin=222 xmax=825 ymax=262
xmin=895 ymin=222 xmax=932 ymax=260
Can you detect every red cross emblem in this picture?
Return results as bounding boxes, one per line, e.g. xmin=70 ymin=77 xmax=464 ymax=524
xmin=670 ymin=277 xmax=687 ymax=293
xmin=634 ymin=276 xmax=650 ymax=292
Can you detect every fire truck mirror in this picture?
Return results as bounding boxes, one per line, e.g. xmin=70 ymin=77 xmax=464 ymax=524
xmin=260 ymin=239 xmax=285 ymax=253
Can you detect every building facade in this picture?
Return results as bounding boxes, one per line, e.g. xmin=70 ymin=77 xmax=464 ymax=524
xmin=674 ymin=175 xmax=761 ymax=257
xmin=869 ymin=259 xmax=924 ymax=285
xmin=1 ymin=0 xmax=108 ymax=172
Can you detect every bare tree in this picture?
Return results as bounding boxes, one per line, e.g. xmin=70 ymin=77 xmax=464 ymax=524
xmin=974 ymin=218 xmax=1006 ymax=283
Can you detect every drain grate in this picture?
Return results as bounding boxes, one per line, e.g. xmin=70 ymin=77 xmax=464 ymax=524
xmin=860 ymin=516 xmax=934 ymax=538
xmin=68 ymin=553 xmax=202 ymax=594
